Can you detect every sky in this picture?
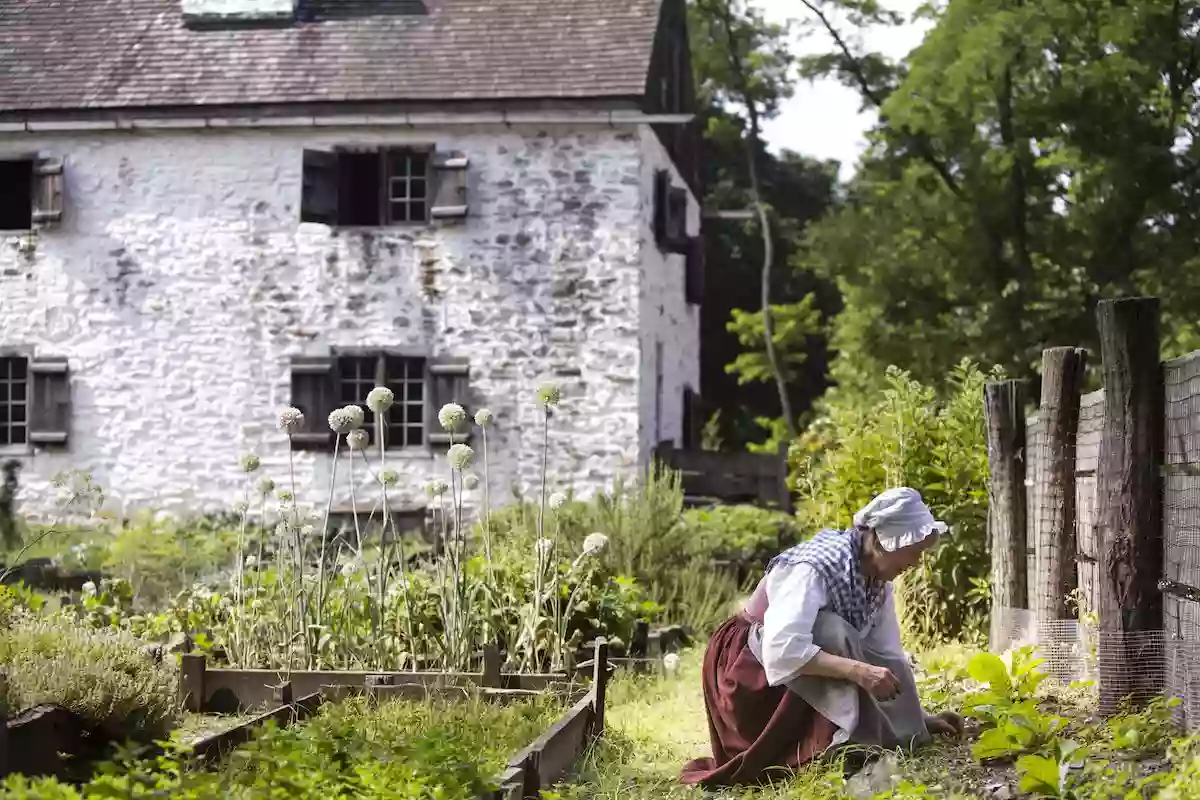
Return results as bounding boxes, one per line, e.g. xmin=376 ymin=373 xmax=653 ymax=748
xmin=752 ymin=0 xmax=933 ymax=179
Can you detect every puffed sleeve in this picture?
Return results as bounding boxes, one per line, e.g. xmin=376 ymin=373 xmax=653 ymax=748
xmin=759 ymin=561 xmax=827 ymax=687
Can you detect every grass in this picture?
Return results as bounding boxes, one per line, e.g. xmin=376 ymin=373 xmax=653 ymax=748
xmin=549 ymin=648 xmax=1084 ymax=800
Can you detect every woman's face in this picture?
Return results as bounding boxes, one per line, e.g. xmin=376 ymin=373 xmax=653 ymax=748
xmin=872 ymin=530 xmax=940 ymax=582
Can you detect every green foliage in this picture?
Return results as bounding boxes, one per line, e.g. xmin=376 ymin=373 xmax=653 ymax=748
xmin=799 ymin=0 xmax=1200 ymax=393
xmin=677 ymin=504 xmax=804 ymax=564
xmin=725 ymin=297 xmax=824 ymax=387
xmin=1 ymin=695 xmax=563 ymax=799
xmin=0 ymin=600 xmax=179 ymax=741
xmin=790 ymin=361 xmax=996 ymax=647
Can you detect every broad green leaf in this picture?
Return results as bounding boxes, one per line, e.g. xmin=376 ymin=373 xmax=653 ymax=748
xmin=967 ymin=652 xmax=1012 ymax=693
xmin=1016 ymin=754 xmax=1061 ymax=796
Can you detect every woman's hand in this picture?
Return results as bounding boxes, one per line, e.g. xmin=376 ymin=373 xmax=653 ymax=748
xmin=925 ymin=710 xmax=964 ymax=738
xmin=853 ymin=663 xmax=901 ymax=700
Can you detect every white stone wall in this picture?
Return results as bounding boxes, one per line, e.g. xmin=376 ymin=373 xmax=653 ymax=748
xmin=0 ymin=124 xmax=664 ymax=520
xmin=636 ymin=128 xmax=701 ymax=463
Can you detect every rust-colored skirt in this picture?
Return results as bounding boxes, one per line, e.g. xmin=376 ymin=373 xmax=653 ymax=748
xmin=679 ymin=614 xmax=838 ymax=788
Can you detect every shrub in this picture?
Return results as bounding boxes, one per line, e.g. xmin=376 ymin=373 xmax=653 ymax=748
xmin=789 ymin=360 xmax=998 ymax=649
xmin=0 ymin=599 xmax=179 ymax=742
xmin=678 ymin=504 xmax=805 ymax=565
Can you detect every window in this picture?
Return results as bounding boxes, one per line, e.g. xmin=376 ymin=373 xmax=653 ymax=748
xmin=337 ymin=354 xmax=425 ymax=448
xmin=300 ymin=147 xmax=469 ymax=227
xmin=288 ymin=352 xmax=471 ymax=452
xmin=0 ymin=157 xmax=63 ymax=231
xmin=685 ymin=235 xmax=704 ymax=306
xmin=0 ymin=355 xmax=71 ymax=449
xmin=0 ymin=357 xmax=28 ymax=446
xmin=653 ymin=170 xmax=689 ymax=254
xmin=0 ymin=161 xmax=32 ymax=230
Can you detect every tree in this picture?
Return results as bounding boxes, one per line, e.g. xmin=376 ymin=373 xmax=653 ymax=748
xmin=688 ymin=0 xmax=840 ymax=446
xmin=795 ymin=0 xmax=1200 ymax=392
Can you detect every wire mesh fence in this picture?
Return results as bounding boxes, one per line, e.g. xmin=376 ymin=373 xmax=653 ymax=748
xmin=988 ymin=333 xmax=1200 ymax=729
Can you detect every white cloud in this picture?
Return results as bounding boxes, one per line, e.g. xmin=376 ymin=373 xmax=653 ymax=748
xmin=751 ymin=0 xmax=933 ymax=180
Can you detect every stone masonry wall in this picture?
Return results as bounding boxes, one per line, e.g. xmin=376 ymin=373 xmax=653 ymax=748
xmin=637 ymin=128 xmax=701 ymax=462
xmin=0 ymin=124 xmax=656 ymax=521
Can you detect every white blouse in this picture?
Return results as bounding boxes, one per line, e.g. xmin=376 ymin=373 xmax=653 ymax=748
xmin=758 ymin=560 xmax=908 ymax=686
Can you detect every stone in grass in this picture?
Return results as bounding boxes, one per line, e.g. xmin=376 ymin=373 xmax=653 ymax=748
xmin=845 ymin=753 xmax=902 ymax=799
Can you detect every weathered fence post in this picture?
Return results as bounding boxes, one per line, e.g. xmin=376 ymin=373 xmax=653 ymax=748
xmin=1036 ymin=347 xmax=1088 ymax=621
xmin=482 ymin=643 xmax=502 ymax=688
xmin=985 ymin=379 xmax=1029 ymax=651
xmin=592 ymin=637 xmax=609 ymax=738
xmin=1095 ymin=297 xmax=1164 ymax=712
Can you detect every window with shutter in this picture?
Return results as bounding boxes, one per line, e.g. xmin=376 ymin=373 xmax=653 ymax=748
xmin=301 ymin=150 xmax=340 ymax=225
xmin=0 ymin=357 xmax=29 ymax=447
xmin=425 ymin=359 xmax=471 ymax=447
xmin=300 ymin=147 xmax=439 ymax=227
xmin=29 ymin=357 xmax=70 ymax=447
xmin=0 ymin=160 xmax=33 ymax=231
xmin=31 ymin=157 xmax=64 ymax=229
xmin=685 ymin=235 xmax=705 ymax=306
xmin=430 ymin=152 xmax=469 ymax=220
xmin=335 ymin=354 xmax=425 ymax=449
xmin=289 ymin=356 xmax=336 ymax=451
xmin=654 ymin=171 xmax=690 ymax=254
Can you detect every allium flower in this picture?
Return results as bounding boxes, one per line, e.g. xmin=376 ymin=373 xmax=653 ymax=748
xmin=548 ymin=492 xmax=567 ymax=511
xmin=278 ymin=406 xmax=305 ymax=433
xmin=244 ymin=555 xmax=258 ymax=568
xmin=464 ymin=474 xmax=480 ymax=491
xmin=341 ymin=560 xmax=362 ymax=578
xmin=277 ymin=490 xmax=294 ymax=503
xmin=379 ymin=469 xmax=400 ymax=487
xmin=438 ymin=403 xmax=467 ymax=432
xmin=474 ymin=408 xmax=493 ymax=427
xmin=346 ymin=429 xmax=369 ymax=451
xmin=81 ymin=581 xmax=96 ymax=597
xmin=426 ymin=479 xmax=449 ymax=498
xmin=366 ymin=386 xmax=394 ymax=414
xmin=663 ymin=653 xmax=681 ymax=673
xmin=219 ymin=596 xmax=233 ymax=611
xmin=239 ymin=454 xmax=261 ymax=473
xmin=233 ymin=501 xmax=249 ymax=515
xmin=328 ymin=407 xmax=358 ymax=434
xmin=447 ymin=443 xmax=474 ymax=471
xmin=300 ymin=524 xmax=315 ymax=540
xmin=257 ymin=477 xmax=276 ymax=496
xmin=582 ymin=532 xmax=609 ymax=555
xmin=536 ymin=383 xmax=561 ymax=410
xmin=536 ymin=537 xmax=554 ymax=560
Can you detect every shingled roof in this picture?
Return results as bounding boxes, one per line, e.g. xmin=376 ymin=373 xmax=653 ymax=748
xmin=0 ymin=0 xmax=664 ymax=113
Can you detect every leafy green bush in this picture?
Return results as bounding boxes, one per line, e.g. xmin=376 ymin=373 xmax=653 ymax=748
xmin=678 ymin=504 xmax=805 ymax=564
xmin=789 ymin=360 xmax=997 ymax=649
xmin=2 ymin=694 xmax=563 ymax=799
xmin=0 ymin=595 xmax=179 ymax=742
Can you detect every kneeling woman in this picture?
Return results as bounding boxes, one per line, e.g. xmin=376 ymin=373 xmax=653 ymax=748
xmin=680 ymin=487 xmax=964 ymax=787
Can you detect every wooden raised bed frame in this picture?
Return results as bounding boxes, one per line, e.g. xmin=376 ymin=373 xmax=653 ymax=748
xmin=178 ymin=639 xmax=614 ymax=800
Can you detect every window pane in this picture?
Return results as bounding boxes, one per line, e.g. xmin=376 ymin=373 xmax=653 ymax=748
xmin=11 ymin=404 xmax=24 ymax=423
xmin=11 ymin=381 xmax=23 ymax=402
xmin=409 ymin=202 xmax=426 ymax=222
xmin=409 ymin=177 xmax=427 ymax=201
xmin=0 ymin=383 xmax=7 ymax=404
xmin=407 ymin=402 xmax=423 ymax=424
xmin=10 ymin=425 xmax=24 ymax=445
xmin=8 ymin=358 xmax=25 ymax=380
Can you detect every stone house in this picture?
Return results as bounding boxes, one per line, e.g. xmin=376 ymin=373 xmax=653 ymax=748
xmin=0 ymin=0 xmax=703 ymax=528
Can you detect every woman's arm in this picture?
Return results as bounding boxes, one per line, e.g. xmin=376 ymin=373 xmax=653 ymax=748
xmin=760 ymin=564 xmax=901 ymax=699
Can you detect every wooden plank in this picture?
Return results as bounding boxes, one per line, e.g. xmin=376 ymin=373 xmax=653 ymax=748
xmin=190 ymin=692 xmax=323 ymax=765
xmin=506 ymin=694 xmax=594 ymax=795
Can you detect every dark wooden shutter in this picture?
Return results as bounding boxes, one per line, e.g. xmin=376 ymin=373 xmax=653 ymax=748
xmin=681 ymin=386 xmax=701 ymax=449
xmin=685 ymin=235 xmax=705 ymax=306
xmin=290 ymin=356 xmax=336 ymax=451
xmin=31 ymin=157 xmax=64 ymax=229
xmin=653 ymin=170 xmax=669 ymax=247
xmin=29 ymin=357 xmax=70 ymax=447
xmin=430 ymin=152 xmax=469 ymax=221
xmin=425 ymin=358 xmax=471 ymax=446
xmin=666 ymin=186 xmax=689 ymax=253
xmin=300 ymin=150 xmax=340 ymax=225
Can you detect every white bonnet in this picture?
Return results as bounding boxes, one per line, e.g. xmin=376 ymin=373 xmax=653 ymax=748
xmin=853 ymin=487 xmax=948 ymax=553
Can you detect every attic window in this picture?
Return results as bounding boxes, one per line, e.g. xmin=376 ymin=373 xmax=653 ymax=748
xmin=0 ymin=161 xmax=32 ymax=230
xmin=181 ymin=0 xmax=297 ymax=24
